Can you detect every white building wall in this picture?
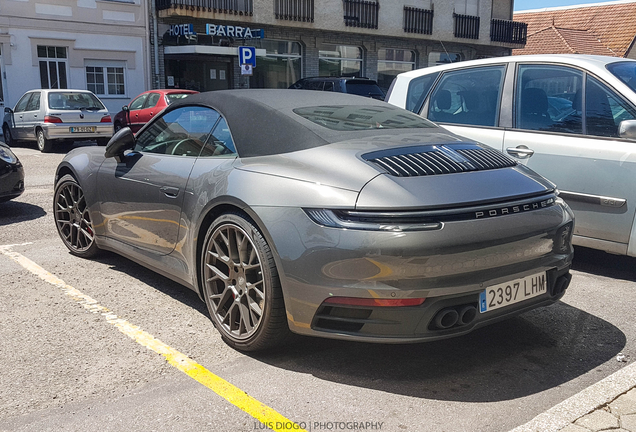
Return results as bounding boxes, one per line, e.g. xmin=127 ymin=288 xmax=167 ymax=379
xmin=0 ymin=0 xmax=149 ymax=115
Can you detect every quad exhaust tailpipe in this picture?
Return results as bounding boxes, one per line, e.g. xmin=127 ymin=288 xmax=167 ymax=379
xmin=431 ymin=304 xmax=478 ymax=330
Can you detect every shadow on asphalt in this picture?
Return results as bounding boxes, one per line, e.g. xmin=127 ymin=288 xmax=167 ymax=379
xmin=8 ymin=139 xmax=100 ymax=154
xmin=572 ymin=246 xmax=636 ymax=282
xmin=0 ymin=201 xmax=47 ymax=225
xmin=250 ymin=302 xmax=624 ymax=403
xmin=91 ymin=251 xmax=209 ymax=318
xmin=80 ymin=246 xmax=626 ymax=404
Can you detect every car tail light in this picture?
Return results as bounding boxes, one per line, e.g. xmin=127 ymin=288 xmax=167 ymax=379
xmin=323 ymin=297 xmax=425 ymax=307
xmin=44 ymin=116 xmax=62 ymax=123
xmin=100 ymin=115 xmax=112 ymax=123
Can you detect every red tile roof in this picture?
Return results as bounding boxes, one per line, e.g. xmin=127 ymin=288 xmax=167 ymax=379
xmin=513 ymin=1 xmax=636 ymax=57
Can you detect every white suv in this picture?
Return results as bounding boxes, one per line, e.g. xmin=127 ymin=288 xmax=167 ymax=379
xmin=2 ymin=89 xmax=113 ymax=152
xmin=386 ymin=54 xmax=636 ymax=257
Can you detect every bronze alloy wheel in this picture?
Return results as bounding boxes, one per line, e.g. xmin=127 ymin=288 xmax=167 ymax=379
xmin=201 ymin=213 xmax=289 ymax=351
xmin=54 ymin=174 xmax=98 ymax=257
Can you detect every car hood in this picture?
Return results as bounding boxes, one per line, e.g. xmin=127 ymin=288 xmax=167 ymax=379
xmin=235 ymin=131 xmax=555 ymax=210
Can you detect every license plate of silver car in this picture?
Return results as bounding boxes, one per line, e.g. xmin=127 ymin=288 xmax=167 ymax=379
xmin=479 ymin=271 xmax=547 ymax=313
xmin=70 ymin=126 xmax=95 ymax=133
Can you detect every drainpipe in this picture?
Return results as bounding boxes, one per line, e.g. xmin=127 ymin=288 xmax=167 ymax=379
xmin=151 ymin=0 xmax=160 ymax=89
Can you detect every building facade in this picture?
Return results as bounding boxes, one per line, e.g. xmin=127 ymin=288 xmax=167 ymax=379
xmin=0 ymin=0 xmax=150 ymax=114
xmin=153 ymin=0 xmax=527 ymax=93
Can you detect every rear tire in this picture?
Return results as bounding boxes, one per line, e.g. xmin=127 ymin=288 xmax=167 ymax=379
xmin=54 ymin=174 xmax=99 ymax=258
xmin=201 ymin=212 xmax=290 ymax=352
xmin=96 ymin=138 xmax=109 ymax=146
xmin=37 ymin=129 xmax=53 ymax=153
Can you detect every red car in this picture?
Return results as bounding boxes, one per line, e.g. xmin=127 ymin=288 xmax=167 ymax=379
xmin=113 ymin=90 xmax=198 ymax=133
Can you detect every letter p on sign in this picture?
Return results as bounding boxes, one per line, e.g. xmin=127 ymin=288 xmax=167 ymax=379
xmin=239 ymin=46 xmax=256 ymax=67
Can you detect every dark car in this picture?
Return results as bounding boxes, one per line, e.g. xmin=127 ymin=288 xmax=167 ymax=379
xmin=113 ymin=89 xmax=198 ymax=133
xmin=289 ymin=77 xmax=385 ymax=100
xmin=54 ymin=90 xmax=573 ymax=352
xmin=0 ymin=142 xmax=24 ymax=202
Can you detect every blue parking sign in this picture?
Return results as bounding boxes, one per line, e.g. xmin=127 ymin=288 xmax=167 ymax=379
xmin=239 ymin=46 xmax=256 ymax=67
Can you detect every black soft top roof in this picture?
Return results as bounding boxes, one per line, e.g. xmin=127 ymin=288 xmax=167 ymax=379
xmin=167 ymin=89 xmax=436 ymax=157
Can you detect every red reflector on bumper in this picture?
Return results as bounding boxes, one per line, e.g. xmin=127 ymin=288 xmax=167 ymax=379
xmin=323 ymin=297 xmax=425 ymax=307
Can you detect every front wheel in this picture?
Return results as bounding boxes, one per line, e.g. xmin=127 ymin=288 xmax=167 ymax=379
xmin=36 ymin=129 xmax=53 ymax=153
xmin=201 ymin=213 xmax=290 ymax=351
xmin=54 ymin=174 xmax=99 ymax=258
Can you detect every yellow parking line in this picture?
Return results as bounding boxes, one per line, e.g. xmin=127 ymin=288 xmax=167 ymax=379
xmin=0 ymin=245 xmax=306 ymax=432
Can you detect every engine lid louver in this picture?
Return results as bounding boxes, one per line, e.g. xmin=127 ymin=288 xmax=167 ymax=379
xmin=363 ymin=143 xmax=516 ymax=177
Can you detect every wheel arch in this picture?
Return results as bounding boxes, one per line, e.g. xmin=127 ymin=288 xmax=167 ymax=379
xmin=193 ymin=197 xmax=284 ymax=301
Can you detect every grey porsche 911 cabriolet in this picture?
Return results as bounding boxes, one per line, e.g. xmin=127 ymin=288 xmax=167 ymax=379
xmin=54 ymin=90 xmax=574 ymax=352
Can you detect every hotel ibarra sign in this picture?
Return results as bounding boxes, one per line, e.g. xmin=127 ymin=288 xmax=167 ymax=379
xmin=205 ymin=23 xmax=263 ymax=39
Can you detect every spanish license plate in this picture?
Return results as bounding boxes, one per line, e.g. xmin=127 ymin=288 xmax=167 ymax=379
xmin=479 ymin=271 xmax=547 ymax=313
xmin=69 ymin=126 xmax=95 ymax=133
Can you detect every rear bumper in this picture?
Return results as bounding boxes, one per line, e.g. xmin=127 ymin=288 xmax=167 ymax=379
xmin=42 ymin=123 xmax=113 ymax=140
xmin=254 ymin=199 xmax=574 ymax=342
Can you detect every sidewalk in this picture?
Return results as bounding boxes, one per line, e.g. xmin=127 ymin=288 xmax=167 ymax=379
xmin=510 ymin=356 xmax=636 ymax=432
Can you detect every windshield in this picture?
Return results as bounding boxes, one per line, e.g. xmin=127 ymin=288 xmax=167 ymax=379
xmin=166 ymin=93 xmax=194 ymax=104
xmin=293 ymin=105 xmax=437 ymax=131
xmin=607 ymin=61 xmax=636 ymax=93
xmin=48 ymin=92 xmax=105 ymax=111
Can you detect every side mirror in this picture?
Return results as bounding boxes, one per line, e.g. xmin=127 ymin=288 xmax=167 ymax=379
xmin=4 ymin=107 xmax=12 ymax=114
xmin=122 ymin=105 xmax=129 ymax=112
xmin=104 ymin=127 xmax=135 ymax=160
xmin=618 ymin=119 xmax=636 ymax=140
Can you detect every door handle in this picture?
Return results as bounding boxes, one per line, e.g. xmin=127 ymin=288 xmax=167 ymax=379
xmin=506 ymin=146 xmax=535 ymax=159
xmin=160 ymin=186 xmax=180 ymax=197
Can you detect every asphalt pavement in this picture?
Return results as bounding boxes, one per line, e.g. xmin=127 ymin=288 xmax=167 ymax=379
xmin=0 ymin=141 xmax=635 ymax=432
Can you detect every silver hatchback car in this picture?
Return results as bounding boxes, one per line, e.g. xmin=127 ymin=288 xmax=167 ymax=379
xmin=2 ymin=89 xmax=113 ymax=152
xmin=387 ymin=54 xmax=636 ymax=258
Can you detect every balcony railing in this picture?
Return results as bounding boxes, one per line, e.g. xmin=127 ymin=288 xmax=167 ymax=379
xmin=453 ymin=13 xmax=480 ymax=39
xmin=403 ymin=6 xmax=433 ymax=35
xmin=343 ymin=0 xmax=379 ymax=29
xmin=491 ymin=19 xmax=527 ymax=44
xmin=275 ymin=0 xmax=314 ymax=22
xmin=156 ymin=0 xmax=253 ymax=15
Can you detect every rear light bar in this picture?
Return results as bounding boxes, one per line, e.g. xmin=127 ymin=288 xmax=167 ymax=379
xmin=323 ymin=297 xmax=425 ymax=307
xmin=101 ymin=115 xmax=112 ymax=123
xmin=44 ymin=115 xmax=62 ymax=123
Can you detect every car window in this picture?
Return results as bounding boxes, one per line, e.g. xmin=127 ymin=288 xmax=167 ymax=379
xmin=324 ymin=82 xmax=334 ymax=91
xmin=294 ymin=105 xmax=437 ymax=131
xmin=129 ymin=94 xmax=148 ymax=111
xmin=406 ymin=72 xmax=439 ymax=113
xmin=345 ymin=81 xmax=385 ymax=100
xmin=515 ymin=65 xmax=583 ymax=134
xmin=14 ymin=94 xmax=31 ymax=113
xmin=134 ymin=106 xmax=220 ymax=157
xmin=607 ymin=61 xmax=636 ymax=94
xmin=200 ymin=117 xmax=237 ymax=157
xmin=143 ymin=93 xmax=161 ymax=109
xmin=427 ymin=66 xmax=505 ymax=127
xmin=306 ymin=81 xmax=324 ymax=90
xmin=48 ymin=92 xmax=105 ymax=110
xmin=25 ymin=92 xmax=41 ymax=112
xmin=586 ymin=75 xmax=636 ymax=138
xmin=165 ymin=93 xmax=193 ymax=104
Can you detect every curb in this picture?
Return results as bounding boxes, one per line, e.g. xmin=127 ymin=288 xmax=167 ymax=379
xmin=510 ymin=359 xmax=636 ymax=432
